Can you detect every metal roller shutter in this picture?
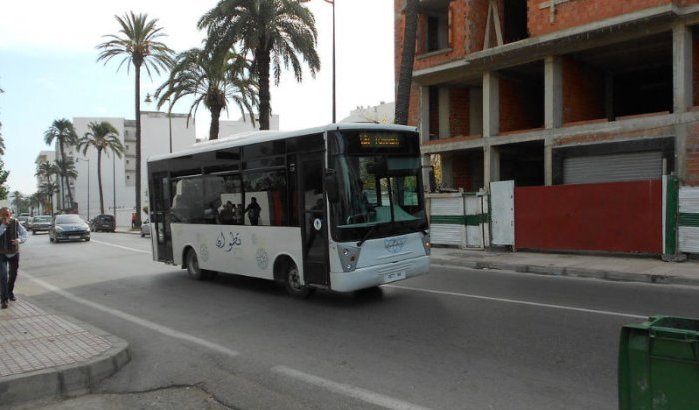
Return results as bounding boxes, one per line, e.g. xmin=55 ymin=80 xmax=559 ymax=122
xmin=564 ymin=151 xmax=662 ymax=184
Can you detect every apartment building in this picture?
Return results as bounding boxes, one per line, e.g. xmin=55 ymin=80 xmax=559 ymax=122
xmin=397 ymin=0 xmax=699 ymax=188
xmin=67 ymin=112 xmax=196 ymax=225
xmin=396 ymin=0 xmax=699 ymax=255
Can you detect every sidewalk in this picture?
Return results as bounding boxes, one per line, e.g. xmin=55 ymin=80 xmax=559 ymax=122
xmin=430 ymin=246 xmax=699 ymax=286
xmin=0 ymin=298 xmax=130 ymax=406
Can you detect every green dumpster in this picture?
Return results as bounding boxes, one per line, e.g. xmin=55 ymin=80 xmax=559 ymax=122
xmin=619 ymin=316 xmax=699 ymax=410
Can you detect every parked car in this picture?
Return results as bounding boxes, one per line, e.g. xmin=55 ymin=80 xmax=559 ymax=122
xmin=29 ymin=215 xmax=52 ymax=234
xmin=17 ymin=213 xmax=31 ymax=228
xmin=140 ymin=219 xmax=151 ymax=237
xmin=49 ymin=214 xmax=90 ymax=243
xmin=90 ymin=214 xmax=116 ymax=232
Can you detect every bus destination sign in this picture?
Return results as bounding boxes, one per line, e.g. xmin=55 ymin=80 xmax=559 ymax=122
xmin=359 ymin=133 xmax=402 ymax=148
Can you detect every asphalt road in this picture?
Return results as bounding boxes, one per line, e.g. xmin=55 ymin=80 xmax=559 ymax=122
xmin=13 ymin=231 xmax=699 ymax=410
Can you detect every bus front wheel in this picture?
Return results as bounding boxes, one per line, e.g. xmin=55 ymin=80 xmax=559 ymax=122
xmin=284 ymin=263 xmax=313 ymax=299
xmin=186 ymin=249 xmax=213 ymax=281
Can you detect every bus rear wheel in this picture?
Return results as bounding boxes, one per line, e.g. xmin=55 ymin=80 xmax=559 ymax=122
xmin=284 ymin=263 xmax=313 ymax=299
xmin=186 ymin=249 xmax=213 ymax=281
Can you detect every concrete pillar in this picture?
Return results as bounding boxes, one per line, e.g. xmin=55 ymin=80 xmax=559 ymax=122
xmin=545 ymin=56 xmax=563 ymax=129
xmin=439 ymin=87 xmax=450 ymax=138
xmin=544 ymin=139 xmax=553 ymax=186
xmin=483 ymin=145 xmax=500 ymax=188
xmin=483 ymin=71 xmax=500 ymax=138
xmin=673 ymin=23 xmax=693 ymax=114
xmin=419 ymin=85 xmax=430 ymax=142
xmin=441 ymin=152 xmax=454 ymax=188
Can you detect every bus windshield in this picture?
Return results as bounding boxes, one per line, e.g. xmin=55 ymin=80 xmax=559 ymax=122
xmin=328 ymin=131 xmax=427 ymax=242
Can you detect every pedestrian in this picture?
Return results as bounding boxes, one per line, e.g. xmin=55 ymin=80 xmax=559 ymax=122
xmin=0 ymin=207 xmax=28 ymax=309
xmin=131 ymin=212 xmax=137 ymax=229
xmin=244 ymin=197 xmax=262 ymax=226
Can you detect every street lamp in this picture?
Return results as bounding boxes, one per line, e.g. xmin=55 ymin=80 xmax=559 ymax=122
xmin=76 ymin=158 xmax=90 ymax=221
xmin=302 ymin=0 xmax=336 ymax=123
xmin=145 ymin=93 xmax=173 ymax=153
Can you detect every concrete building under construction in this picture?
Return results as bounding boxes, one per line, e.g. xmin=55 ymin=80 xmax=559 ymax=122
xmin=395 ymin=0 xmax=699 ymax=256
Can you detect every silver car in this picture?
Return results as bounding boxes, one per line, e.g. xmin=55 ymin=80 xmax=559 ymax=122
xmin=30 ymin=215 xmax=52 ymax=234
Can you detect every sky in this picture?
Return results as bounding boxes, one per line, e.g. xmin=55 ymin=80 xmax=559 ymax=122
xmin=0 ymin=0 xmax=396 ymax=195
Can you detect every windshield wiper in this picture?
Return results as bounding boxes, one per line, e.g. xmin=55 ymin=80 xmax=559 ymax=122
xmin=357 ymin=224 xmax=380 ymax=247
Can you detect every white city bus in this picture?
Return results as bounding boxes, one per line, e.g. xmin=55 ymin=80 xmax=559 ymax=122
xmin=147 ymin=123 xmax=430 ymax=297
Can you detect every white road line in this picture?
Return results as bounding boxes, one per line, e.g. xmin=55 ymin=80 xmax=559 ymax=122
xmin=386 ymin=285 xmax=647 ymax=319
xmin=273 ymin=366 xmax=433 ymax=410
xmin=24 ymin=273 xmax=240 ymax=358
xmin=90 ymin=239 xmax=151 ymax=254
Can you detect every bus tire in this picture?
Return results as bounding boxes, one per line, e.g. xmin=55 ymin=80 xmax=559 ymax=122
xmin=186 ymin=248 xmax=212 ymax=281
xmin=284 ymin=262 xmax=313 ymax=299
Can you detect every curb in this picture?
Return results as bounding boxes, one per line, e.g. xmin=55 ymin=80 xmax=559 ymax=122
xmin=0 ymin=317 xmax=130 ymax=406
xmin=431 ymin=257 xmax=699 ymax=288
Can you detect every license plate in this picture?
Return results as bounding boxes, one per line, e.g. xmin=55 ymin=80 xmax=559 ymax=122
xmin=69 ymin=235 xmax=80 ymax=239
xmin=384 ymin=271 xmax=406 ymax=283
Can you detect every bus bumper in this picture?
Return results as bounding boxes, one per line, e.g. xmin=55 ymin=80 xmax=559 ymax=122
xmin=329 ymin=255 xmax=430 ymax=293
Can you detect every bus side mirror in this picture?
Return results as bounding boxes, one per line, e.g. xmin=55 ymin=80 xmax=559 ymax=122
xmin=325 ymin=169 xmax=339 ymax=202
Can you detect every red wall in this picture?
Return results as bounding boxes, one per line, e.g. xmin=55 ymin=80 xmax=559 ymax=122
xmin=514 ymin=180 xmax=663 ymax=253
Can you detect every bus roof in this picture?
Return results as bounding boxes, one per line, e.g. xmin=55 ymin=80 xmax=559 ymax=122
xmin=147 ymin=123 xmax=418 ymax=163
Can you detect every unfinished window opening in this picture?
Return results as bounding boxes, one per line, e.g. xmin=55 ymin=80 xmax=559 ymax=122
xmin=504 ymin=0 xmax=528 ymax=43
xmin=499 ymin=63 xmax=545 ymax=133
xmin=499 ymin=141 xmax=545 ymax=187
xmin=613 ymin=66 xmax=672 ymax=118
xmin=570 ymin=32 xmax=673 ymax=121
xmin=419 ymin=0 xmax=451 ymax=53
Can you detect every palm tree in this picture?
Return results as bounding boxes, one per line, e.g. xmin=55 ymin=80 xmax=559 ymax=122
xmin=78 ymin=122 xmax=125 ymax=215
xmin=0 ymin=86 xmax=5 ymax=155
xmin=11 ymin=191 xmax=24 ymax=214
xmin=54 ymin=157 xmax=79 ymax=211
xmin=155 ymin=47 xmax=258 ymax=140
xmin=35 ymin=160 xmax=60 ymax=210
xmin=97 ymin=11 xmax=174 ymax=226
xmin=39 ymin=182 xmax=59 ymax=214
xmin=44 ymin=119 xmax=79 ymax=210
xmin=28 ymin=193 xmax=41 ymax=216
xmin=395 ymin=0 xmax=418 ymax=125
xmin=198 ymin=0 xmax=320 ymax=130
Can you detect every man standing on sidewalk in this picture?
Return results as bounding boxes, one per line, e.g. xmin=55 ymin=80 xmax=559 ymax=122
xmin=0 ymin=207 xmax=27 ymax=309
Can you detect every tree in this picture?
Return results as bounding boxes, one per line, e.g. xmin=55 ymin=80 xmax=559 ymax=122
xmin=0 ymin=86 xmax=5 ymax=155
xmin=11 ymin=191 xmax=24 ymax=214
xmin=97 ymin=11 xmax=174 ymax=225
xmin=28 ymin=193 xmax=41 ymax=215
xmin=54 ymin=157 xmax=79 ymax=211
xmin=198 ymin=0 xmax=320 ymax=130
xmin=44 ymin=118 xmax=79 ymax=210
xmin=39 ymin=182 xmax=59 ymax=214
xmin=35 ymin=160 xmax=59 ymax=209
xmin=0 ymin=160 xmax=8 ymax=201
xmin=395 ymin=0 xmax=419 ymax=125
xmin=155 ymin=47 xmax=258 ymax=140
xmin=78 ymin=122 xmax=125 ymax=215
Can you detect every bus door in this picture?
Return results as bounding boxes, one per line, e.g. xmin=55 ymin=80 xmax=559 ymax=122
xmin=299 ymin=153 xmax=330 ymax=287
xmin=151 ymin=172 xmax=173 ymax=262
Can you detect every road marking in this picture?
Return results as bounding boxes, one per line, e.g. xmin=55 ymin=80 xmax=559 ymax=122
xmin=272 ymin=366 xmax=433 ymax=410
xmin=90 ymin=239 xmax=151 ymax=254
xmin=386 ymin=285 xmax=647 ymax=319
xmin=24 ymin=273 xmax=240 ymax=358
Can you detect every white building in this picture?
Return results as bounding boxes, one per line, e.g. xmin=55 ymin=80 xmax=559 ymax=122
xmin=340 ymin=101 xmax=395 ymax=124
xmin=67 ymin=111 xmax=196 ymax=227
xmin=213 ymin=113 xmax=280 ymax=141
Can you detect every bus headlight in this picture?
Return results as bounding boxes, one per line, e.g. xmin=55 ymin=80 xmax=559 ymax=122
xmin=421 ymin=232 xmax=431 ymax=255
xmin=337 ymin=244 xmax=361 ymax=272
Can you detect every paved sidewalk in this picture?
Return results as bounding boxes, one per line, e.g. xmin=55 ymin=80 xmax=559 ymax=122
xmin=431 ymin=246 xmax=699 ymax=286
xmin=0 ymin=298 xmax=130 ymax=406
